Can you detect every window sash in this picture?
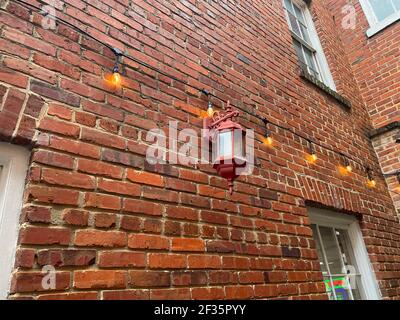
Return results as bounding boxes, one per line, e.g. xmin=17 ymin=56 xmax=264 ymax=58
xmin=283 ymin=0 xmax=328 ymax=84
xmin=313 ymin=224 xmax=361 ymax=300
xmin=368 ymin=0 xmax=400 ymax=22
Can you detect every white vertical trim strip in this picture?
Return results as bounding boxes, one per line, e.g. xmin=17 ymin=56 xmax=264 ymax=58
xmin=0 ymin=143 xmax=30 ymax=300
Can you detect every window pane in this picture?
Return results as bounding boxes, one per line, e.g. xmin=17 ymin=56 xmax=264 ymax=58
xmin=303 ymin=47 xmax=320 ymax=79
xmin=319 ymin=226 xmax=343 ymax=275
xmin=336 ymin=229 xmax=363 ymax=300
xmin=218 ymin=131 xmax=232 ymax=158
xmin=284 ymin=0 xmax=294 ymax=14
xmin=288 ymin=11 xmax=302 ymax=37
xmin=293 ymin=4 xmax=305 ymax=23
xmin=369 ymin=0 xmax=395 ymax=21
xmin=293 ymin=39 xmax=307 ymax=70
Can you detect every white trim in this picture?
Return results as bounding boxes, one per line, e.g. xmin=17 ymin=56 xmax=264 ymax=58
xmin=300 ymin=3 xmax=336 ymax=90
xmin=360 ymin=0 xmax=400 ymax=37
xmin=308 ymin=207 xmax=381 ymax=300
xmin=0 ymin=143 xmax=29 ymax=300
xmin=283 ymin=0 xmax=336 ymax=90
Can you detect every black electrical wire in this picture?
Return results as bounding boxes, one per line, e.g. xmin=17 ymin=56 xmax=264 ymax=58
xmin=4 ymin=0 xmax=386 ymax=175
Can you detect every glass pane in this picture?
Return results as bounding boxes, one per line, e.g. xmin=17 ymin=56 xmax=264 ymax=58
xmin=293 ymin=39 xmax=306 ymax=68
xmin=288 ymin=11 xmax=302 ymax=37
xmin=319 ymin=226 xmax=343 ymax=275
xmin=393 ymin=0 xmax=400 ymax=10
xmin=293 ymin=4 xmax=305 ymax=23
xmin=311 ymin=225 xmax=328 ymax=275
xmin=284 ymin=0 xmax=294 ymax=13
xmin=218 ymin=131 xmax=232 ymax=158
xmin=233 ymin=129 xmax=245 ymax=159
xmin=369 ymin=0 xmax=395 ymax=21
xmin=303 ymin=47 xmax=320 ymax=79
xmin=336 ymin=229 xmax=363 ymax=300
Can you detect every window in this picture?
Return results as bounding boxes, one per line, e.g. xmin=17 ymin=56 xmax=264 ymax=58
xmin=308 ymin=207 xmax=381 ymax=300
xmin=283 ymin=0 xmax=335 ymax=90
xmin=0 ymin=143 xmax=29 ymax=300
xmin=360 ymin=0 xmax=400 ymax=37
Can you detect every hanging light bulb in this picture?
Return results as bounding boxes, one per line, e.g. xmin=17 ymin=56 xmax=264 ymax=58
xmin=366 ymin=168 xmax=376 ymax=189
xmin=345 ymin=159 xmax=352 ymax=173
xmin=111 ymin=47 xmax=123 ymax=86
xmin=306 ymin=140 xmax=317 ymax=164
xmin=207 ymin=101 xmax=214 ymax=118
xmin=262 ymin=118 xmax=273 ymax=146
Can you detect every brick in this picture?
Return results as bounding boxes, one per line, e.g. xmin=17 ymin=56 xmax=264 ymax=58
xmin=99 ymin=251 xmax=146 ymax=268
xmin=171 ymin=238 xmax=205 ymax=252
xmin=24 ymin=95 xmax=44 ymax=118
xmin=123 ymin=199 xmax=163 ymax=216
xmin=192 ymin=287 xmax=225 ymax=300
xmin=19 ymin=227 xmax=71 ymax=245
xmin=11 ymin=272 xmax=70 ymax=293
xmin=128 ymin=234 xmax=169 ymax=250
xmin=30 ymin=80 xmax=80 ymax=107
xmin=84 ymin=193 xmax=121 ymax=211
xmin=27 ymin=186 xmax=79 ymax=205
xmin=39 ymin=117 xmax=80 ymax=138
xmin=129 ymin=271 xmax=170 ymax=287
xmin=81 ymin=127 xmax=126 ymax=150
xmin=166 ymin=206 xmax=198 ymax=221
xmin=102 ymin=148 xmax=144 ymax=168
xmin=98 ymin=178 xmax=141 ymax=197
xmin=148 ymin=253 xmax=187 ymax=269
xmin=33 ymin=150 xmax=74 ymax=169
xmin=14 ymin=249 xmax=35 ymax=268
xmin=62 ymin=209 xmax=89 ymax=226
xmin=74 ymin=270 xmax=126 ymax=289
xmin=95 ymin=213 xmax=116 ymax=228
xmin=23 ymin=206 xmax=51 ymax=223
xmin=37 ymin=249 xmax=96 ymax=267
xmin=75 ymin=230 xmax=126 ymax=247
xmin=41 ymin=168 xmax=95 ymax=190
xmin=120 ymin=216 xmax=142 ymax=232
xmin=188 ymin=255 xmax=221 ymax=269
xmin=126 ymin=169 xmax=164 ymax=187
xmin=78 ymin=159 xmax=123 ymax=179
xmin=49 ymin=135 xmax=101 ymax=159
xmin=225 ymin=286 xmax=254 ymax=300
xmin=171 ymin=271 xmax=207 ymax=286
xmin=47 ymin=104 xmax=73 ymax=120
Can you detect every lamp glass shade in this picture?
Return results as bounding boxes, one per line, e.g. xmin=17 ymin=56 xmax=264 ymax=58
xmin=233 ymin=129 xmax=245 ymax=159
xmin=218 ymin=130 xmax=233 ymax=158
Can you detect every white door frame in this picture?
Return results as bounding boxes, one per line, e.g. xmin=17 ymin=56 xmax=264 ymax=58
xmin=308 ymin=207 xmax=381 ymax=300
xmin=0 ymin=143 xmax=30 ymax=300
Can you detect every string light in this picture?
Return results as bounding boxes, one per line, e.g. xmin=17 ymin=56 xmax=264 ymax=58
xmin=366 ymin=168 xmax=376 ymax=189
xmin=9 ymin=0 xmax=382 ymax=190
xmin=111 ymin=48 xmax=123 ymax=87
xmin=262 ymin=118 xmax=273 ymax=146
xmin=345 ymin=158 xmax=353 ymax=173
xmin=306 ymin=140 xmax=317 ymax=164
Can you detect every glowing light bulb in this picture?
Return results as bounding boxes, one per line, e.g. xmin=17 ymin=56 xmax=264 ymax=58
xmin=367 ymin=179 xmax=376 ymax=189
xmin=346 ymin=165 xmax=352 ymax=173
xmin=311 ymin=154 xmax=317 ymax=161
xmin=207 ymin=106 xmax=214 ymax=118
xmin=112 ymin=72 xmax=121 ymax=86
xmin=263 ymin=136 xmax=273 ymax=146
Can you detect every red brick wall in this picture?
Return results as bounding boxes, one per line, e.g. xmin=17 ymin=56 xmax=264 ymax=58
xmin=326 ymin=0 xmax=400 ymax=211
xmin=1 ymin=0 xmax=399 ymax=299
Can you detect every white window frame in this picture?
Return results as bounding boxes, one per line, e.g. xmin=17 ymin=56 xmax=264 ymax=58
xmin=360 ymin=0 xmax=400 ymax=37
xmin=283 ymin=0 xmax=336 ymax=90
xmin=308 ymin=207 xmax=381 ymax=300
xmin=0 ymin=143 xmax=29 ymax=300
